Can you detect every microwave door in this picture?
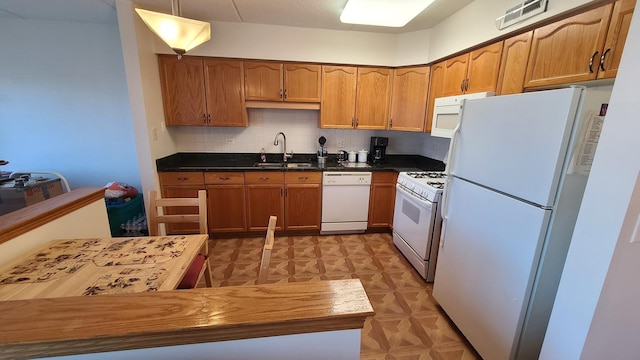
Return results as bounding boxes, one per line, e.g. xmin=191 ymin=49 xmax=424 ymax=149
xmin=433 ymin=113 xmax=459 ymax=138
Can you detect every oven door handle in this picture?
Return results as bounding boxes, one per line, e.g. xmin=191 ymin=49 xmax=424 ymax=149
xmin=395 ymin=184 xmax=433 ymax=208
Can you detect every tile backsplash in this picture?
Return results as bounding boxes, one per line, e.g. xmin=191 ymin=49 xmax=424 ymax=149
xmin=172 ymin=108 xmax=450 ymax=161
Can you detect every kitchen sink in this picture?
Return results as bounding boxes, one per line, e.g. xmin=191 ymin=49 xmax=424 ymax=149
xmin=253 ymin=162 xmax=315 ymax=168
xmin=254 ymin=162 xmax=285 ymax=168
xmin=285 ymin=163 xmax=313 ymax=168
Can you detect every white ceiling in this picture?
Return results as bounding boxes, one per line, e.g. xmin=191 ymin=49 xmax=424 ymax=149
xmin=0 ymin=0 xmax=474 ymax=34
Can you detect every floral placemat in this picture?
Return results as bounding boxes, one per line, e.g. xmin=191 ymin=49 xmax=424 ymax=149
xmin=92 ymin=236 xmax=190 ymax=266
xmin=83 ymin=267 xmax=168 ymax=296
xmin=0 ymin=239 xmax=106 ymax=285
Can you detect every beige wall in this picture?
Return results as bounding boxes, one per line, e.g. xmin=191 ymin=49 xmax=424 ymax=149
xmin=0 ymin=200 xmax=111 ymax=266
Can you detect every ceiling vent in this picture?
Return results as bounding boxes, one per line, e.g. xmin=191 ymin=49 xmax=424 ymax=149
xmin=496 ymin=0 xmax=548 ymax=30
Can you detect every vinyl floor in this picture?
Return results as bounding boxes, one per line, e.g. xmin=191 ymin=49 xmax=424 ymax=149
xmin=207 ymin=232 xmax=480 ymax=360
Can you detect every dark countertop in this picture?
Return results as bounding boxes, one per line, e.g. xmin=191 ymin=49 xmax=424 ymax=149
xmin=157 ymin=153 xmax=445 ymax=173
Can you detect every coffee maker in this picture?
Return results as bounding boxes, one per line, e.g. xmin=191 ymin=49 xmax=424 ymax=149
xmin=369 ymin=136 xmax=388 ymax=163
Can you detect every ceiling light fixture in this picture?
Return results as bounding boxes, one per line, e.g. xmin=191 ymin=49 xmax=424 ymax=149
xmin=340 ymin=0 xmax=435 ymax=27
xmin=135 ymin=0 xmax=211 ymax=59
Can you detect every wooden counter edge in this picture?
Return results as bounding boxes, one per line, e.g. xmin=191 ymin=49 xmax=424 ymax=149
xmin=0 ymin=187 xmax=104 ymax=245
xmin=0 ymin=279 xmax=375 ymax=360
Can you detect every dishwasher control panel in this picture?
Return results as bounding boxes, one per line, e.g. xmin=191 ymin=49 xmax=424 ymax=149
xmin=323 ymin=172 xmax=372 ymax=185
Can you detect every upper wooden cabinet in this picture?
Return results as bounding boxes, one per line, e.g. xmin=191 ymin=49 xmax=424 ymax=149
xmin=598 ymin=0 xmax=636 ymax=79
xmin=497 ymin=31 xmax=534 ymax=95
xmin=441 ymin=42 xmax=503 ymax=97
xmin=244 ymin=62 xmax=321 ymax=102
xmin=204 ymin=59 xmax=248 ymax=127
xmin=389 ymin=66 xmax=430 ymax=132
xmin=524 ymin=3 xmax=615 ymax=88
xmin=321 ymin=66 xmax=391 ymax=130
xmin=355 ymin=67 xmax=392 ymax=130
xmin=425 ymin=62 xmax=444 ymax=133
xmin=158 ymin=56 xmax=208 ymax=126
xmin=321 ymin=65 xmax=357 ymax=128
xmin=158 ymin=56 xmax=247 ymax=127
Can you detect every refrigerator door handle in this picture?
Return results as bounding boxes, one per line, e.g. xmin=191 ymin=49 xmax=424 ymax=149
xmin=440 ymin=101 xmax=468 ymax=248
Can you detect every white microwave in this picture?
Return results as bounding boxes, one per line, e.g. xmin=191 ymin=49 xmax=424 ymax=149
xmin=431 ymin=92 xmax=495 ymax=138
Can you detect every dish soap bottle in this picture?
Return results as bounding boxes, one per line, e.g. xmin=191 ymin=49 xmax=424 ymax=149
xmin=260 ymin=148 xmax=267 ymax=163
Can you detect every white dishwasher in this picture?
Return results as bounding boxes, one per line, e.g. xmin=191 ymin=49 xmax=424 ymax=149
xmin=321 ymin=172 xmax=372 ymax=234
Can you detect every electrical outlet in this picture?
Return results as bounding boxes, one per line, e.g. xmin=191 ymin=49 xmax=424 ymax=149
xmin=225 ymin=138 xmax=235 ymax=144
xmin=337 ymin=139 xmax=346 ymax=148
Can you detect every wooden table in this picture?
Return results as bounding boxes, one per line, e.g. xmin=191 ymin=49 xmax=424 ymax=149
xmin=0 ymin=234 xmax=208 ymax=301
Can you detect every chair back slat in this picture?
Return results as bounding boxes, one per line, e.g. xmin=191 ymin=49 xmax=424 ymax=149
xmin=257 ymin=216 xmax=277 ymax=285
xmin=148 ymin=190 xmax=207 ymax=236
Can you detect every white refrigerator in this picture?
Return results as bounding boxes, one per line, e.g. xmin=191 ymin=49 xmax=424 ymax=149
xmin=432 ymin=87 xmax=610 ymax=360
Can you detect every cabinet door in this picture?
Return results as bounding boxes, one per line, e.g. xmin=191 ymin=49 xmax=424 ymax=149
xmin=368 ymin=183 xmax=397 ymax=229
xmin=158 ymin=56 xmax=207 ymax=126
xmin=467 ymin=42 xmax=503 ymax=93
xmin=425 ymin=62 xmax=445 ymax=133
xmin=368 ymin=172 xmax=397 ymax=229
xmin=207 ymin=185 xmax=246 ymax=233
xmin=320 ymin=66 xmax=357 ymax=129
xmin=246 ymin=185 xmax=284 ymax=231
xmin=598 ymin=0 xmax=636 ymax=79
xmin=284 ymin=64 xmax=321 ymax=102
xmin=285 ymin=184 xmax=321 ymax=230
xmin=244 ymin=61 xmax=283 ymax=101
xmin=442 ymin=53 xmax=469 ymax=97
xmin=524 ymin=4 xmax=614 ymax=88
xmin=497 ymin=31 xmax=533 ymax=95
xmin=161 ymin=185 xmax=205 ymax=234
xmin=203 ymin=59 xmax=248 ymax=127
xmin=389 ymin=66 xmax=430 ymax=132
xmin=355 ymin=67 xmax=392 ymax=130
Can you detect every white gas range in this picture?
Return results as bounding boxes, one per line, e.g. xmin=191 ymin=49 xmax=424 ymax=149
xmin=393 ymin=171 xmax=446 ymax=282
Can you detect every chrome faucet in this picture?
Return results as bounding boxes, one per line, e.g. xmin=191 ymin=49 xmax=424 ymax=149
xmin=273 ymin=132 xmax=293 ymax=162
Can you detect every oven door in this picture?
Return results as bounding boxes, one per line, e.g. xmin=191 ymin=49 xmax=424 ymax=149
xmin=393 ymin=184 xmax=437 ymax=259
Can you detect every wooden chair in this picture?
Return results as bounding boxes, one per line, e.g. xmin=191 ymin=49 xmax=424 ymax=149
xmin=148 ymin=190 xmax=213 ymax=289
xmin=256 ymin=216 xmax=277 ymax=285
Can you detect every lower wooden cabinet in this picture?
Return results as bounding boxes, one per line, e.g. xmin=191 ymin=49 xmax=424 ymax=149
xmin=245 ymin=172 xmax=285 ymax=231
xmin=245 ymin=171 xmax=322 ymax=231
xmin=368 ymin=172 xmax=398 ymax=229
xmin=205 ymin=172 xmax=246 ymax=233
xmin=284 ymin=172 xmax=322 ymax=231
xmin=160 ymin=170 xmax=386 ymax=234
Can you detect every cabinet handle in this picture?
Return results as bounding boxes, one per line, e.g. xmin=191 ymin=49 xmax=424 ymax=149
xmin=351 ymin=118 xmax=355 ymax=127
xmin=589 ymin=51 xmax=599 ymax=73
xmin=298 ymin=176 xmax=308 ymax=180
xmin=389 ymin=118 xmax=393 ymax=128
xmin=355 ymin=118 xmax=359 ymax=127
xmin=206 ymin=114 xmax=211 ymax=124
xmin=465 ymin=78 xmax=469 ymax=92
xmin=219 ymin=177 xmax=230 ymax=180
xmin=279 ymin=89 xmax=283 ymax=99
xmin=177 ymin=177 xmax=189 ymax=181
xmin=460 ymin=80 xmax=465 ymax=92
xmin=260 ymin=177 xmax=270 ymax=181
xmin=599 ymin=48 xmax=611 ymax=71
xmin=202 ymin=114 xmax=207 ymax=124
xmin=284 ymin=89 xmax=288 ymax=99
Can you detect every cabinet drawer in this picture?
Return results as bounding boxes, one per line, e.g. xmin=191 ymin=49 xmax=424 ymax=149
xmin=159 ymin=172 xmax=204 ymax=185
xmin=372 ymin=171 xmax=398 ymax=184
xmin=245 ymin=171 xmax=284 ymax=184
xmin=204 ymin=172 xmax=245 ymax=185
xmin=285 ymin=171 xmax=322 ymax=184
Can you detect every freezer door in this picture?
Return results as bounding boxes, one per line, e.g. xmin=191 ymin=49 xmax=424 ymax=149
xmin=450 ymin=88 xmax=582 ymax=207
xmin=433 ymin=177 xmax=551 ymax=360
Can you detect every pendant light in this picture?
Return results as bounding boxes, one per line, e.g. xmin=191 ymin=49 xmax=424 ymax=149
xmin=135 ymin=0 xmax=211 ymax=59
